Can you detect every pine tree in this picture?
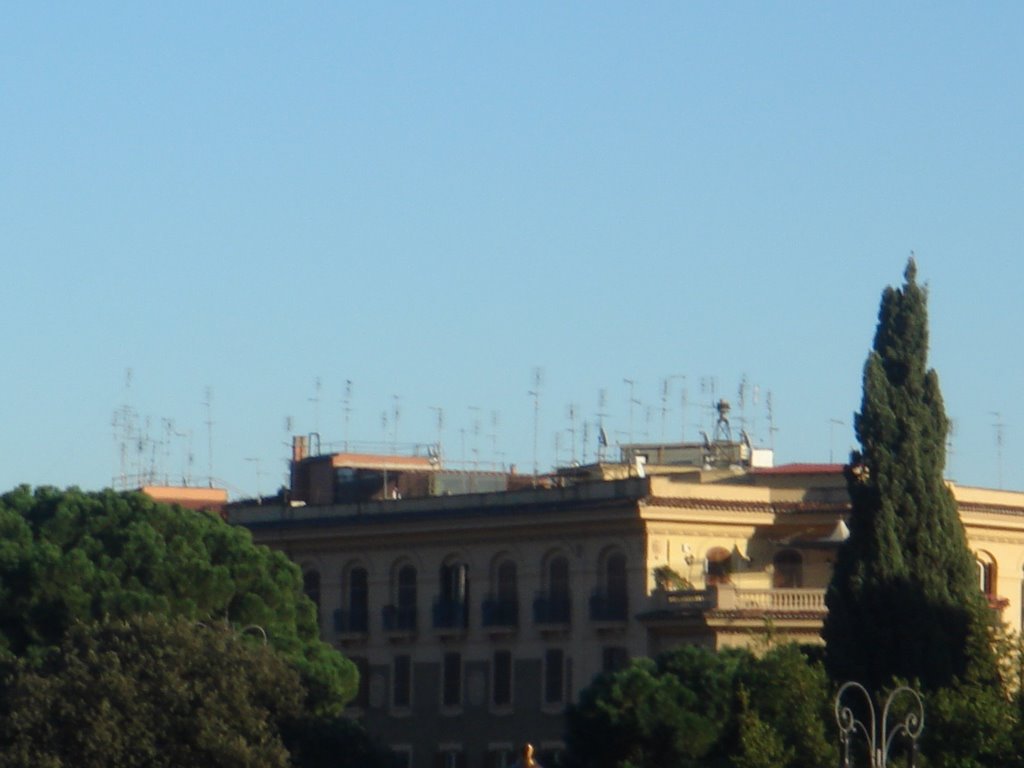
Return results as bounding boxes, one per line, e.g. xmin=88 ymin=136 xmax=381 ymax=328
xmin=822 ymin=258 xmax=998 ymax=692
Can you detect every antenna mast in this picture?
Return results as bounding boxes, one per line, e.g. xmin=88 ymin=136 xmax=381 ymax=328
xmin=567 ymin=403 xmax=578 ymax=465
xmin=737 ymin=374 xmax=749 ymax=435
xmin=468 ymin=405 xmax=481 ymax=470
xmin=392 ymin=395 xmax=400 ymax=452
xmin=829 ymin=418 xmax=845 ymax=464
xmin=596 ymin=388 xmax=609 ymax=463
xmin=529 ymin=367 xmax=543 ymax=483
xmin=310 ymin=377 xmax=322 ymax=436
xmin=991 ymin=411 xmax=1005 ymax=489
xmin=342 ymin=380 xmax=353 ymax=451
xmin=204 ymin=386 xmax=214 ymax=488
xmin=624 ymin=378 xmax=638 ymax=444
xmin=112 ymin=367 xmax=135 ymax=489
xmin=490 ymin=410 xmax=500 ymax=469
xmin=429 ymin=406 xmax=444 ymax=462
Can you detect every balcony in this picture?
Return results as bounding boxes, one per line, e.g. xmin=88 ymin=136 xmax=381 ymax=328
xmin=533 ymin=594 xmax=572 ymax=629
xmin=432 ymin=597 xmax=469 ymax=635
xmin=589 ymin=591 xmax=629 ymax=624
xmin=381 ymin=604 xmax=417 ymax=637
xmin=481 ymin=596 xmax=519 ymax=634
xmin=640 ymin=586 xmax=828 ymax=644
xmin=333 ymin=608 xmax=369 ymax=638
xmin=652 ymin=585 xmax=826 ymax=613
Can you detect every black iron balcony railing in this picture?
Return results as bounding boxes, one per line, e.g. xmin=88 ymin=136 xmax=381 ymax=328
xmin=589 ymin=591 xmax=629 ymax=622
xmin=333 ymin=607 xmax=369 ymax=634
xmin=533 ymin=593 xmax=572 ymax=625
xmin=481 ymin=596 xmax=519 ymax=628
xmin=432 ymin=597 xmax=469 ymax=630
xmin=381 ymin=604 xmax=417 ymax=633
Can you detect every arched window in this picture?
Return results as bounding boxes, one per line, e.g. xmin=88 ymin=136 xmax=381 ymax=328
xmin=977 ymin=552 xmax=997 ymax=598
xmin=705 ymin=547 xmax=731 ymax=586
xmin=348 ymin=566 xmax=369 ymax=632
xmin=592 ymin=549 xmax=628 ymax=621
xmin=303 ymin=569 xmax=321 ymax=618
xmin=772 ymin=550 xmax=803 ymax=588
xmin=496 ymin=560 xmax=518 ymax=603
xmin=383 ymin=562 xmax=417 ymax=633
xmin=435 ymin=558 xmax=470 ymax=629
xmin=397 ymin=564 xmax=417 ymax=611
xmin=484 ymin=558 xmax=519 ymax=627
xmin=606 ymin=552 xmax=627 ymax=605
xmin=440 ymin=560 xmax=469 ymax=603
xmin=535 ymin=554 xmax=571 ymax=625
xmin=549 ymin=556 xmax=570 ymax=606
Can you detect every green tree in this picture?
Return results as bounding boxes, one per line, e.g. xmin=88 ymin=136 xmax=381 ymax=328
xmin=735 ymin=645 xmax=836 ymax=768
xmin=0 ymin=485 xmax=357 ymax=714
xmin=0 ymin=614 xmax=304 ymax=768
xmin=730 ymin=687 xmax=792 ymax=768
xmin=565 ymin=644 xmax=834 ymax=768
xmin=822 ymin=259 xmax=999 ymax=693
xmin=566 ymin=648 xmax=742 ymax=768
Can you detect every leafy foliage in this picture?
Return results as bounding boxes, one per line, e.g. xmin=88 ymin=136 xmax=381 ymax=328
xmin=822 ymin=259 xmax=999 ymax=692
xmin=923 ymin=680 xmax=1018 ymax=768
xmin=0 ymin=614 xmax=303 ymax=768
xmin=0 ymin=486 xmax=394 ymax=768
xmin=730 ymin=688 xmax=793 ymax=768
xmin=565 ymin=644 xmax=835 ymax=768
xmin=0 ymin=485 xmax=356 ymax=714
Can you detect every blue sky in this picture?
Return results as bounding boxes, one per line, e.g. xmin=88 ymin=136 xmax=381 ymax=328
xmin=3 ymin=3 xmax=1023 ymax=498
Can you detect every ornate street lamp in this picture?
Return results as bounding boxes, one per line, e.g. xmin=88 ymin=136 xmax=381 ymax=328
xmin=834 ymin=682 xmax=924 ymax=768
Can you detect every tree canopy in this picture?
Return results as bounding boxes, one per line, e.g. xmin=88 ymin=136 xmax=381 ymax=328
xmin=0 ymin=485 xmax=399 ymax=768
xmin=822 ymin=259 xmax=999 ymax=692
xmin=0 ymin=485 xmax=356 ymax=714
xmin=565 ymin=644 xmax=835 ymax=768
xmin=0 ymin=614 xmax=304 ymax=768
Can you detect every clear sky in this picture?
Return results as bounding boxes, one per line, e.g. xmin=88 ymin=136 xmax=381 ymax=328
xmin=3 ymin=3 xmax=1023 ymax=499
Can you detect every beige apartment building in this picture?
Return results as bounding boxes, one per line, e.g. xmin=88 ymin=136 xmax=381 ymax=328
xmin=227 ymin=440 xmax=1024 ymax=768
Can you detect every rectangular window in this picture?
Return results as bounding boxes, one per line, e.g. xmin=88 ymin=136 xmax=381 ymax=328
xmin=602 ymin=646 xmax=629 ymax=673
xmin=435 ymin=750 xmax=465 ymax=768
xmin=485 ymin=748 xmax=514 ymax=768
xmin=538 ymin=747 xmax=567 ymax=768
xmin=350 ymin=657 xmax=370 ymax=709
xmin=393 ymin=655 xmax=411 ymax=709
xmin=391 ymin=747 xmax=412 ymax=768
xmin=442 ymin=652 xmax=462 ymax=708
xmin=492 ymin=650 xmax=512 ymax=707
xmin=544 ymin=648 xmax=565 ymax=705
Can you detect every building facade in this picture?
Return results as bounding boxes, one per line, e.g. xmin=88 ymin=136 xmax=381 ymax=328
xmin=228 ymin=452 xmax=1024 ymax=768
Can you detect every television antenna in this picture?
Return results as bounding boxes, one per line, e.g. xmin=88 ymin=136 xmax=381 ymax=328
xmin=829 ymin=418 xmax=845 ymax=464
xmin=112 ymin=367 xmax=136 ymax=488
xmin=529 ymin=367 xmax=543 ymax=483
xmin=309 ymin=377 xmax=322 ymax=436
xmin=204 ymin=386 xmax=214 ymax=488
xmin=567 ymin=403 xmax=578 ymax=465
xmin=392 ymin=395 xmax=401 ymax=452
xmin=738 ymin=374 xmax=749 ymax=435
xmin=342 ymin=380 xmax=353 ymax=451
xmin=991 ymin=411 xmax=1005 ymax=489
xmin=468 ymin=405 xmax=481 ymax=469
xmin=429 ymin=405 xmax=444 ymax=462
xmin=596 ymin=388 xmax=609 ymax=462
xmin=624 ymin=378 xmax=639 ymax=444
xmin=489 ymin=410 xmax=500 ymax=467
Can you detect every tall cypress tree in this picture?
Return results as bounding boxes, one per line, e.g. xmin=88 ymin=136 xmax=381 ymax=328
xmin=823 ymin=259 xmax=998 ymax=692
